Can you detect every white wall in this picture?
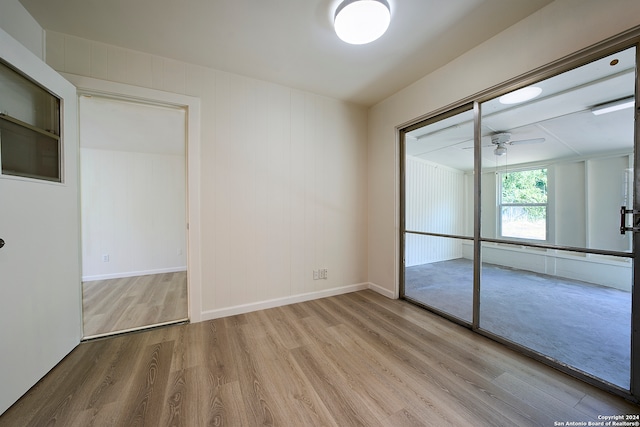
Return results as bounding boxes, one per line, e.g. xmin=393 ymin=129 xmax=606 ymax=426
xmin=471 ymin=242 xmax=631 ymax=292
xmin=81 ymin=148 xmax=187 ymax=280
xmin=45 ymin=31 xmax=370 ymax=317
xmin=405 ymin=156 xmax=465 ymax=266
xmin=587 ymin=156 xmax=633 ymax=252
xmin=0 ymin=0 xmax=43 ymax=59
xmin=554 ymin=161 xmax=586 ymax=248
xmin=79 ymin=95 xmax=187 ymax=280
xmin=368 ymin=0 xmax=640 ymax=296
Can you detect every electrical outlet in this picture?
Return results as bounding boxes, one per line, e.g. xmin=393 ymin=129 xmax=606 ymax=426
xmin=102 ymin=254 xmax=110 ymax=262
xmin=313 ymin=270 xmax=319 ymax=280
xmin=177 ymin=248 xmax=183 ymax=255
xmin=322 ymin=268 xmax=328 ymax=279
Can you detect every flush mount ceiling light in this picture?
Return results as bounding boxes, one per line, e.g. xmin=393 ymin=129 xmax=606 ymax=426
xmin=499 ymin=86 xmax=542 ymax=105
xmin=334 ymin=0 xmax=391 ymax=45
xmin=591 ymin=97 xmax=635 ymax=115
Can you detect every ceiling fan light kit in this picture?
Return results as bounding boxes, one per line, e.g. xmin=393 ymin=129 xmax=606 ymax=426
xmin=489 ymin=132 xmax=545 ymax=156
xmin=334 ymin=0 xmax=391 ymax=45
xmin=494 ymin=145 xmax=508 ymax=156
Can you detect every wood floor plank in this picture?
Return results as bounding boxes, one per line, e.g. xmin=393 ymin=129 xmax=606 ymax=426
xmin=84 ymin=282 xmax=122 ymax=316
xmin=225 ymin=314 xmax=282 ymax=426
xmin=75 ymin=401 xmax=120 ymax=426
xmin=329 ymin=322 xmax=476 ymax=426
xmin=290 ymin=345 xmax=384 ymax=427
xmin=82 ymin=271 xmax=188 ymax=337
xmin=359 ymin=290 xmax=629 ymax=411
xmin=297 ymin=317 xmax=407 ymax=420
xmin=342 ymin=291 xmax=507 ymax=379
xmin=2 ymin=290 xmax=638 ymax=426
xmin=162 ymin=365 xmax=242 ymax=426
xmin=384 ymin=408 xmax=430 ymax=427
xmin=249 ymin=333 xmax=338 ymax=426
xmin=285 ymin=299 xmax=313 ymax=320
xmin=326 ymin=299 xmax=530 ymax=425
xmin=206 ymin=379 xmax=251 ymax=426
xmin=317 ymin=294 xmax=557 ymax=426
xmin=576 ymin=391 xmax=640 ymax=419
xmin=116 ymin=340 xmax=175 ymax=426
xmin=266 ymin=305 xmax=311 ymax=349
xmin=303 ymin=298 xmax=343 ymax=327
xmin=195 ymin=319 xmax=239 ymax=385
xmin=161 ymin=322 xmax=204 ymax=374
xmin=83 ymin=333 xmax=158 ymax=414
xmin=161 ymin=368 xmax=189 ymax=426
xmin=355 ymin=290 xmax=589 ymax=403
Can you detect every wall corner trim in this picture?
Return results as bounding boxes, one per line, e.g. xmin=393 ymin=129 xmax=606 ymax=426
xmin=368 ymin=282 xmax=397 ymax=299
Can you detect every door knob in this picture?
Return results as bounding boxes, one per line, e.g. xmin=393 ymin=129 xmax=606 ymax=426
xmin=0 ymin=238 xmax=4 ymax=248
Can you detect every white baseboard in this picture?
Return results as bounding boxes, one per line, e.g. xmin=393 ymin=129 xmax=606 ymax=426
xmin=82 ymin=266 xmax=187 ymax=282
xmin=200 ymin=282 xmax=371 ymax=321
xmin=368 ymin=282 xmax=397 ymax=299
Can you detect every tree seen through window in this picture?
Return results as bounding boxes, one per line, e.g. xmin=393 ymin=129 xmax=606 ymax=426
xmin=500 ymin=168 xmax=547 ymax=240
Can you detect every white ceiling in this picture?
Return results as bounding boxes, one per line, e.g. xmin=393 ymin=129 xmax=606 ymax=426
xmin=406 ymin=47 xmax=637 ymax=171
xmin=18 ymin=0 xmax=552 ymax=106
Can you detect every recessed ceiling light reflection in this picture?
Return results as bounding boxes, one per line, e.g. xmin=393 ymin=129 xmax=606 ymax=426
xmin=499 ymin=86 xmax=542 ymax=105
xmin=591 ymin=97 xmax=635 ymax=115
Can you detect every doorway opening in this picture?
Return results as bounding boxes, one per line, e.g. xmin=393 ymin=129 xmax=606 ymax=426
xmin=79 ymin=94 xmax=188 ymax=338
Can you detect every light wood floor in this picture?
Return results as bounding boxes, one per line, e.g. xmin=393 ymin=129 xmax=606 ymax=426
xmin=82 ymin=272 xmax=188 ymax=338
xmin=2 ymin=290 xmax=638 ymax=426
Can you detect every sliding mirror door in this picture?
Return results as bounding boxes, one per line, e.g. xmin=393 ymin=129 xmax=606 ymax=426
xmin=478 ymin=46 xmax=635 ymax=390
xmin=80 ymin=95 xmax=189 ymax=338
xmin=401 ymin=41 xmax=639 ymax=395
xmin=402 ymin=107 xmax=475 ymax=323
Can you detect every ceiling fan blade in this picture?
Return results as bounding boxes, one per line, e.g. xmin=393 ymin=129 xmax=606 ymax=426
xmin=462 ymin=144 xmax=493 ymax=150
xmin=508 ymin=137 xmax=545 ymax=145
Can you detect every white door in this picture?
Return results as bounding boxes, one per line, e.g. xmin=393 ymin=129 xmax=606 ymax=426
xmin=0 ymin=29 xmax=81 ymax=415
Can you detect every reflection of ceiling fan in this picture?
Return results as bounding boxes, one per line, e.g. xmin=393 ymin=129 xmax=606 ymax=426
xmin=461 ymin=132 xmax=545 ymax=155
xmin=490 ymin=132 xmax=545 ymax=156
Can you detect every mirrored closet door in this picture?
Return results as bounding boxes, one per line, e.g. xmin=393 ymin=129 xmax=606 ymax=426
xmin=79 ymin=94 xmax=188 ymax=338
xmin=401 ymin=42 xmax=637 ymax=396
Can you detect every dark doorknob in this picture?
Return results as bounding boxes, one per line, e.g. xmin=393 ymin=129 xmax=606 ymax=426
xmin=0 ymin=238 xmax=4 ymax=249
